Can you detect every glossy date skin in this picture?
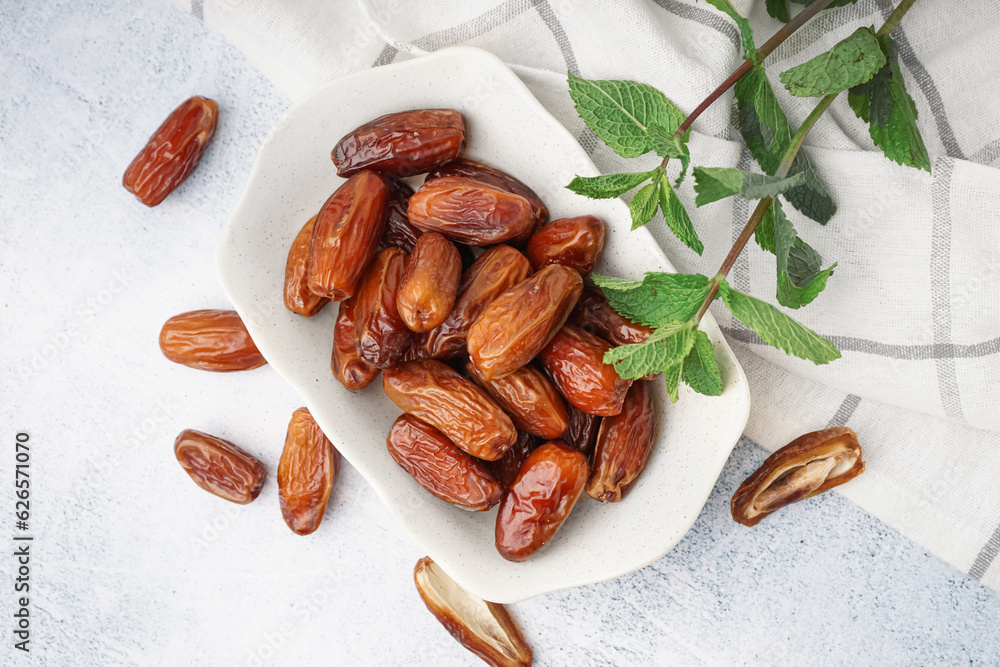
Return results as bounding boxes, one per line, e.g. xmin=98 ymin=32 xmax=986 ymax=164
xmin=495 ymin=441 xmax=589 ymax=562
xmin=278 ymin=408 xmax=340 ymax=536
xmin=562 ymin=403 xmax=601 ymax=456
xmin=414 ymin=244 xmax=531 ymax=360
xmin=159 ymin=309 xmax=266 ymax=372
xmin=587 ymin=381 xmax=656 ymax=503
xmin=354 ymin=247 xmax=412 ymax=368
xmin=525 ymin=215 xmax=606 ymax=276
xmin=386 ymin=415 xmax=502 ymax=511
xmin=569 ymin=283 xmax=652 ymax=347
xmin=331 ymin=295 xmax=380 ymax=391
xmin=380 ymin=176 xmax=422 ymax=253
xmin=466 ymin=360 xmax=569 ymax=441
xmin=408 ymin=176 xmax=535 ymax=246
xmin=485 ymin=431 xmax=541 ymax=490
xmin=283 ymin=215 xmax=329 ymax=317
xmin=332 ymin=109 xmax=466 ymax=178
xmin=467 ymin=264 xmax=583 ymax=381
xmin=307 ymin=171 xmax=389 ymax=301
xmin=123 ymin=96 xmax=218 ymax=207
xmin=538 ymin=325 xmax=631 ymax=416
xmin=382 ymin=359 xmax=517 ymax=461
xmin=396 ymin=232 xmax=462 ymax=333
xmin=174 ymin=429 xmax=265 ymax=504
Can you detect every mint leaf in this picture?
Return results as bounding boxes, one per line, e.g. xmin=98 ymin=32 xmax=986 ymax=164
xmin=567 ymin=73 xmax=686 ymax=158
xmin=704 ymin=0 xmax=756 ymax=62
xmin=663 ymin=362 xmax=683 ymax=403
xmin=755 ymin=200 xmax=776 ymax=254
xmin=592 ymin=272 xmax=711 ymax=327
xmin=848 ymin=34 xmax=931 ymax=172
xmin=718 ymin=280 xmax=841 ymax=364
xmin=692 ymin=167 xmax=806 ymax=206
xmin=765 ymin=0 xmax=790 ymax=23
xmin=630 ymin=176 xmax=661 ymax=230
xmin=648 ymin=123 xmax=691 ymax=186
xmin=659 ymin=179 xmax=703 ymax=254
xmin=567 ymin=171 xmax=656 ymax=199
xmin=772 ymin=199 xmax=836 ymax=308
xmin=784 ymin=150 xmax=836 ymax=224
xmin=779 ymin=27 xmax=886 ymax=97
xmin=604 ymin=321 xmax=695 ymax=380
xmin=682 ymin=330 xmax=724 ymax=396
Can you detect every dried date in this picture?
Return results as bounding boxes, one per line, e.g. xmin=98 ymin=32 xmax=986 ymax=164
xmin=525 ymin=215 xmax=606 ymax=276
xmin=569 ymin=283 xmax=652 ymax=347
xmin=538 ymin=325 xmax=631 ymax=416
xmin=396 ymin=232 xmax=462 ymax=333
xmin=332 ymin=109 xmax=466 ymax=177
xmin=586 ymin=381 xmax=656 ymax=503
xmin=331 ymin=295 xmax=380 ymax=391
xmin=466 ymin=360 xmax=569 ymax=441
xmin=284 ymin=215 xmax=329 ymax=317
xmin=354 ymin=247 xmax=413 ymax=368
xmin=278 ymin=408 xmax=340 ymax=535
xmin=562 ymin=404 xmax=601 ymax=456
xmin=485 ymin=431 xmax=541 ymax=490
xmin=174 ymin=429 xmax=265 ymax=504
xmin=408 ymin=176 xmax=535 ymax=246
xmin=159 ymin=309 xmax=266 ymax=372
xmin=380 ymin=176 xmax=422 ymax=253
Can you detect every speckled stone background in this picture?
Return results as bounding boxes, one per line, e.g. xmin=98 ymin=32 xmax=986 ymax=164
xmin=2 ymin=1 xmax=1000 ymax=665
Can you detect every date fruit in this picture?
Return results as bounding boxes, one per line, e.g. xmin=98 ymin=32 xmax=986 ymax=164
xmin=562 ymin=404 xmax=601 ymax=456
xmin=354 ymin=247 xmax=413 ymax=368
xmin=538 ymin=325 xmax=631 ymax=416
xmin=485 ymin=431 xmax=541 ymax=490
xmin=278 ymin=408 xmax=340 ymax=535
xmin=408 ymin=176 xmax=534 ymax=246
xmin=731 ymin=427 xmax=865 ymax=527
xmin=387 ymin=415 xmax=502 ymax=511
xmin=495 ymin=441 xmax=589 ymax=562
xmin=467 ymin=264 xmax=583 ymax=380
xmin=466 ymin=360 xmax=568 ymax=441
xmin=586 ymin=381 xmax=656 ymax=502
xmin=123 ymin=96 xmax=218 ymax=207
xmin=525 ymin=216 xmax=606 ymax=276
xmin=174 ymin=429 xmax=265 ymax=504
xmin=159 ymin=309 xmax=266 ymax=372
xmin=331 ymin=295 xmax=380 ymax=391
xmin=307 ymin=170 xmax=389 ymax=301
xmin=396 ymin=232 xmax=462 ymax=333
xmin=332 ymin=109 xmax=466 ymax=177
xmin=382 ymin=359 xmax=517 ymax=461
xmin=414 ymin=244 xmax=531 ymax=360
xmin=569 ymin=283 xmax=652 ymax=347
xmin=380 ymin=176 xmax=421 ymax=253
xmin=284 ymin=215 xmax=329 ymax=317
xmin=414 ymin=557 xmax=533 ymax=667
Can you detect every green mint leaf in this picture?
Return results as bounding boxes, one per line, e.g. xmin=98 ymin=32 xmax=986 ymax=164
xmin=692 ymin=167 xmax=806 ymax=206
xmin=755 ymin=200 xmax=777 ymax=254
xmin=567 ymin=73 xmax=686 ymax=158
xmin=663 ymin=362 xmax=683 ymax=403
xmin=704 ymin=0 xmax=757 ymax=62
xmin=718 ymin=280 xmax=841 ymax=364
xmin=772 ymin=199 xmax=836 ymax=308
xmin=784 ymin=149 xmax=837 ymax=224
xmin=630 ymin=175 xmax=662 ymax=230
xmin=592 ymin=272 xmax=711 ymax=327
xmin=604 ymin=321 xmax=695 ymax=380
xmin=682 ymin=330 xmax=724 ymax=396
xmin=659 ymin=179 xmax=703 ymax=255
xmin=779 ymin=27 xmax=886 ymax=97
xmin=648 ymin=123 xmax=691 ymax=186
xmin=567 ymin=171 xmax=656 ymax=199
xmin=848 ymin=34 xmax=931 ymax=172
xmin=765 ymin=0 xmax=790 ymax=22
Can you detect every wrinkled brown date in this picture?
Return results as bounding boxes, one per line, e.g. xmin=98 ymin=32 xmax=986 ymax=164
xmin=307 ymin=170 xmax=389 ymax=301
xmin=538 ymin=325 xmax=631 ymax=416
xmin=278 ymin=408 xmax=340 ymax=536
xmin=562 ymin=403 xmax=601 ymax=456
xmin=495 ymin=441 xmax=589 ymax=562
xmin=570 ymin=283 xmax=652 ymax=347
xmin=380 ymin=176 xmax=422 ymax=253
xmin=332 ymin=109 xmax=466 ymax=178
xmin=353 ymin=247 xmax=413 ymax=368
xmin=283 ymin=215 xmax=329 ymax=317
xmin=159 ymin=309 xmax=266 ymax=372
xmin=414 ymin=557 xmax=533 ymax=667
xmin=123 ymin=96 xmax=218 ymax=207
xmin=396 ymin=232 xmax=462 ymax=333
xmin=466 ymin=360 xmax=569 ymax=441
xmin=414 ymin=244 xmax=532 ymax=360
xmin=387 ymin=415 xmax=502 ymax=511
xmin=408 ymin=176 xmax=535 ymax=246
xmin=331 ymin=295 xmax=380 ymax=391
xmin=525 ymin=215 xmax=606 ymax=276
xmin=174 ymin=429 xmax=265 ymax=504
xmin=382 ymin=359 xmax=517 ymax=461
xmin=732 ymin=427 xmax=864 ymax=527
xmin=467 ymin=264 xmax=583 ymax=380
xmin=587 ymin=381 xmax=656 ymax=503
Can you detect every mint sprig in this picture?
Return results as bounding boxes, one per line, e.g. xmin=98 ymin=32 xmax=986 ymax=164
xmin=567 ymin=171 xmax=657 ymax=199
xmin=692 ymin=167 xmax=807 ymax=206
xmin=779 ymin=26 xmax=886 ymax=97
xmin=772 ymin=199 xmax=836 ymax=309
xmin=682 ymin=330 xmax=725 ymax=396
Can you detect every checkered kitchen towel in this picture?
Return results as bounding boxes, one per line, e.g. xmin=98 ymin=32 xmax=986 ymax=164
xmin=177 ymin=0 xmax=1000 ymax=590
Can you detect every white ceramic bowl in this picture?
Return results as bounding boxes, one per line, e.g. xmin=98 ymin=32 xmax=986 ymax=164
xmin=216 ymin=46 xmax=750 ymax=603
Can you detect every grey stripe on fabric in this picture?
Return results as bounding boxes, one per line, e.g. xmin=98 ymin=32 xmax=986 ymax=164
xmin=410 ymin=0 xmax=534 ymax=51
xmin=578 ymin=127 xmax=599 ymax=155
xmin=875 ymin=0 xmax=966 ymax=160
xmin=969 ymin=137 xmax=1000 ymax=168
xmin=731 ymin=147 xmax=754 ymax=294
xmin=969 ymin=523 xmax=1000 ymax=580
xmin=826 ymin=394 xmax=861 ymax=428
xmin=721 ymin=325 xmax=1000 ymax=361
xmin=930 ymin=156 xmax=964 ymax=421
xmin=192 ymin=0 xmax=204 ymax=21
xmin=530 ymin=0 xmax=579 ymax=75
xmin=651 ymin=0 xmax=741 ymax=52
xmin=371 ymin=45 xmax=398 ymax=67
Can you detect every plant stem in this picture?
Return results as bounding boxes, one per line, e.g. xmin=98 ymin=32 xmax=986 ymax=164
xmin=878 ymin=0 xmax=917 ymax=36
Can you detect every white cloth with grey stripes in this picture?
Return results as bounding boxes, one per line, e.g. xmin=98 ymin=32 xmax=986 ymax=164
xmin=177 ymin=0 xmax=1000 ymax=590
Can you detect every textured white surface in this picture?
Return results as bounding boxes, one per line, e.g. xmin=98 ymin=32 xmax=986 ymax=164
xmin=1 ymin=1 xmax=1000 ymax=665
